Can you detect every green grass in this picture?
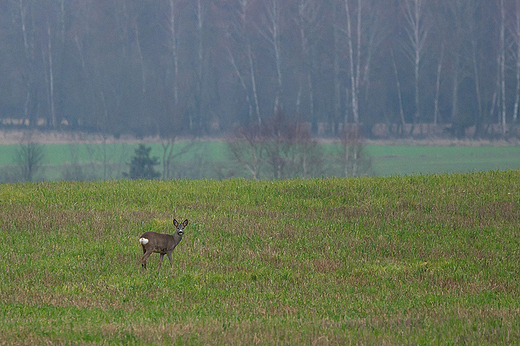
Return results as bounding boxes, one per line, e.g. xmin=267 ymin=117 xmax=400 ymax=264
xmin=0 ymin=142 xmax=227 ymax=166
xmin=366 ymin=145 xmax=520 ymax=176
xmin=2 ymin=141 xmax=520 ymax=181
xmin=1 ymin=171 xmax=519 ymax=344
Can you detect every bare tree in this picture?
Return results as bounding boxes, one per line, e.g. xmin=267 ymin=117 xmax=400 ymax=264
xmin=229 ymin=124 xmax=266 ymax=180
xmin=226 ymin=0 xmax=261 ymax=125
xmin=338 ymin=125 xmax=371 ymax=177
xmin=247 ymin=38 xmax=261 ymax=125
xmin=499 ymin=0 xmax=506 ymax=136
xmin=285 ymin=122 xmax=324 ymax=178
xmin=402 ymin=0 xmax=429 ymax=132
xmin=332 ymin=1 xmax=342 ymax=134
xmin=44 ymin=20 xmax=57 ymax=127
xmin=511 ymin=0 xmax=520 ymax=124
xmin=341 ymin=0 xmax=383 ymax=128
xmin=433 ymin=44 xmax=444 ymax=125
xmin=15 ymin=133 xmax=45 ymax=182
xmin=262 ymin=112 xmax=289 ymax=179
xmin=258 ymin=0 xmax=284 ymax=114
xmin=446 ymin=0 xmax=475 ymax=137
xmin=296 ymin=0 xmax=321 ymax=127
xmin=261 ymin=112 xmax=325 ymax=179
xmin=166 ymin=0 xmax=180 ymax=109
xmin=468 ymin=7 xmax=484 ymax=137
xmin=229 ymin=112 xmax=324 ymax=179
xmin=343 ymin=0 xmax=362 ymax=124
xmin=62 ymin=144 xmax=86 ymax=181
xmin=15 ymin=0 xmax=44 ymax=127
xmin=161 ymin=137 xmax=197 ymax=180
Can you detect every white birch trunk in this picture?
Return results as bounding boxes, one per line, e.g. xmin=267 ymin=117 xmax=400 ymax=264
xmin=239 ymin=0 xmax=261 ymax=125
xmin=192 ymin=0 xmax=205 ymax=131
xmin=227 ymin=44 xmax=253 ymax=121
xmin=19 ymin=0 xmax=31 ymax=121
xmin=259 ymin=0 xmax=284 ymax=114
xmin=270 ymin=0 xmax=283 ymax=113
xmin=298 ymin=0 xmax=316 ymax=123
xmin=333 ymin=3 xmax=341 ymax=134
xmin=471 ymin=33 xmax=483 ymax=136
xmin=344 ymin=0 xmax=360 ymax=124
xmin=230 ymin=0 xmax=261 ymax=125
xmin=47 ymin=22 xmax=56 ymax=128
xmin=247 ymin=44 xmax=261 ymax=125
xmin=499 ymin=0 xmax=506 ymax=135
xmin=433 ymin=44 xmax=444 ymax=125
xmin=168 ymin=0 xmax=179 ymax=108
xmin=451 ymin=54 xmax=459 ymax=128
xmin=403 ymin=0 xmax=428 ymax=131
xmin=514 ymin=1 xmax=520 ymax=123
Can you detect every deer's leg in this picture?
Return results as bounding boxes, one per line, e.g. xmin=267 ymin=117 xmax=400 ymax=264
xmin=140 ymin=250 xmax=154 ymax=272
xmin=166 ymin=252 xmax=174 ymax=270
xmin=158 ymin=253 xmax=165 ymax=271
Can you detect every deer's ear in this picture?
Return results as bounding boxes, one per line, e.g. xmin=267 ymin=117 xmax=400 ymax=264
xmin=173 ymin=219 xmax=179 ymax=227
xmin=182 ymin=219 xmax=189 ymax=227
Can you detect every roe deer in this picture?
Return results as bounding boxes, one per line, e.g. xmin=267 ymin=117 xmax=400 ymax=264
xmin=139 ymin=219 xmax=188 ymax=273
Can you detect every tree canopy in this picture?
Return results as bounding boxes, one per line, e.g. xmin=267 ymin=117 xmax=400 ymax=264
xmin=0 ymin=0 xmax=517 ymax=139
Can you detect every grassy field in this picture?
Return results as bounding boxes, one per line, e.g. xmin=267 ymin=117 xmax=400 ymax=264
xmin=367 ymin=145 xmax=520 ymax=176
xmin=2 ymin=141 xmax=520 ymax=181
xmin=1 ymin=171 xmax=519 ymax=344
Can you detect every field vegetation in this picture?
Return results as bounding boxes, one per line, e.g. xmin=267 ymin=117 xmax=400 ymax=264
xmin=2 ymin=140 xmax=520 ymax=182
xmin=1 ymin=171 xmax=519 ymax=344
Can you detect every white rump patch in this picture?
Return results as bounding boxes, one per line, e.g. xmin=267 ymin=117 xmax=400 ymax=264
xmin=139 ymin=238 xmax=149 ymax=245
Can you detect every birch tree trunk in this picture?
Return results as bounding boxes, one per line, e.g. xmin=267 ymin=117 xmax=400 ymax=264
xmin=134 ymin=22 xmax=146 ymax=94
xmin=263 ymin=0 xmax=284 ymax=114
xmin=333 ymin=2 xmax=341 ymax=135
xmin=470 ymin=26 xmax=483 ymax=137
xmin=167 ymin=0 xmax=179 ymax=109
xmin=46 ymin=21 xmax=56 ymax=128
xmin=227 ymin=43 xmax=253 ymax=122
xmin=433 ymin=44 xmax=444 ymax=125
xmin=191 ymin=0 xmax=205 ymax=131
xmin=227 ymin=0 xmax=261 ymax=126
xmin=344 ymin=0 xmax=362 ymax=124
xmin=18 ymin=0 xmax=34 ymax=124
xmin=499 ymin=0 xmax=506 ymax=136
xmin=451 ymin=53 xmax=459 ymax=133
xmin=512 ymin=0 xmax=520 ymax=123
xmin=402 ymin=0 xmax=428 ymax=132
xmin=297 ymin=0 xmax=319 ymax=127
xmin=247 ymin=43 xmax=261 ymax=125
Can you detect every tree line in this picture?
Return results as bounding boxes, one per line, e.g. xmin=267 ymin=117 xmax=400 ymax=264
xmin=4 ymin=114 xmax=372 ymax=182
xmin=1 ymin=0 xmax=519 ymax=139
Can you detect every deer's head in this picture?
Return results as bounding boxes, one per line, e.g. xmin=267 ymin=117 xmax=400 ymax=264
xmin=174 ymin=218 xmax=189 ymax=236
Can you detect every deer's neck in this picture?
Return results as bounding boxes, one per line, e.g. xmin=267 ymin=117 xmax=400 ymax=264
xmin=173 ymin=233 xmax=183 ymax=244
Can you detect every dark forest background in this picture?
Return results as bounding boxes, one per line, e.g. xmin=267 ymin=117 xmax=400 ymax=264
xmin=1 ymin=0 xmax=519 ymax=139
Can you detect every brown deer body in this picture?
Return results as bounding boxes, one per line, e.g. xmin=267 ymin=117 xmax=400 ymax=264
xmin=139 ymin=219 xmax=188 ymax=273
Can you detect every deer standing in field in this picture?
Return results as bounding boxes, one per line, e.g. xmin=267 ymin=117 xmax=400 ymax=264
xmin=139 ymin=219 xmax=188 ymax=273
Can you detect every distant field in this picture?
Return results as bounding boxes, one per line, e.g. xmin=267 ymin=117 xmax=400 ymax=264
xmin=1 ymin=171 xmax=519 ymax=344
xmin=366 ymin=145 xmax=520 ymax=176
xmin=1 ymin=141 xmax=520 ymax=180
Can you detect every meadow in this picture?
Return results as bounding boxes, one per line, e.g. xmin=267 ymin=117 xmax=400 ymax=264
xmin=1 ymin=171 xmax=519 ymax=344
xmin=1 ymin=140 xmax=520 ymax=181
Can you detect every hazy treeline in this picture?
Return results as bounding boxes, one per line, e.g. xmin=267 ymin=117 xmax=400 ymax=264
xmin=0 ymin=0 xmax=518 ymax=138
